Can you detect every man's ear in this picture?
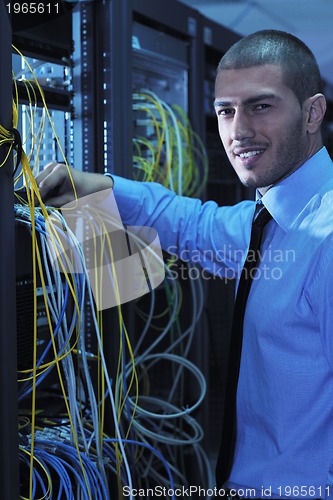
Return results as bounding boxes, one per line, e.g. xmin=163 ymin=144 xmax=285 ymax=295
xmin=304 ymin=93 xmax=327 ymax=134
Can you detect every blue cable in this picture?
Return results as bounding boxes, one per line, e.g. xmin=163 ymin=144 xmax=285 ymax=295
xmin=17 ymin=217 xmax=85 ymax=400
xmin=104 ymin=438 xmax=175 ymax=498
xmin=40 ymin=440 xmax=110 ymax=500
xmin=37 ymin=452 xmax=75 ymax=499
xmin=35 ymin=445 xmax=89 ymax=500
xmin=19 ymin=450 xmax=48 ymax=498
xmin=18 ymin=279 xmax=70 ymax=400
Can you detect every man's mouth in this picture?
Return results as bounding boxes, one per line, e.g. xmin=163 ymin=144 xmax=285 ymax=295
xmin=238 ymin=149 xmax=265 ymax=159
xmin=232 ymin=147 xmax=266 ymax=167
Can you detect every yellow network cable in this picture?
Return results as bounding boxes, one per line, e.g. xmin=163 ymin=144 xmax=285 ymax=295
xmin=173 ymin=104 xmax=209 ymax=197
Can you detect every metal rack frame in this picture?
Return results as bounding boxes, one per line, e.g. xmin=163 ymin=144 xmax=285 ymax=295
xmin=0 ymin=2 xmax=20 ymax=498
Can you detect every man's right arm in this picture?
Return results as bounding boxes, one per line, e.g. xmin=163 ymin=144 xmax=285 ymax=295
xmin=36 ymin=163 xmax=254 ymax=277
xmin=111 ymin=175 xmax=254 ymax=278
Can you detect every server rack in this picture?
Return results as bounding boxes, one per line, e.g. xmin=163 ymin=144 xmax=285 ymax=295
xmin=103 ymin=0 xmax=211 ymax=486
xmin=11 ymin=5 xmax=78 ymax=499
xmin=132 ymin=0 xmax=205 ymax=140
xmin=130 ymin=4 xmax=210 ymax=484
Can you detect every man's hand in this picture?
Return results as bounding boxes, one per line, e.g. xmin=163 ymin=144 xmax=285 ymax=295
xmin=36 ymin=162 xmax=114 ymax=207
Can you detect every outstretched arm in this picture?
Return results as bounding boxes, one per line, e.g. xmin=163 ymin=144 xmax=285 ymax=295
xmin=36 ymin=162 xmax=253 ymax=277
xmin=36 ymin=162 xmax=113 ymax=206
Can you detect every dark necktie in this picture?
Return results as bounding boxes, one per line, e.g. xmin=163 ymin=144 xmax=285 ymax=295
xmin=216 ymin=202 xmax=273 ymax=488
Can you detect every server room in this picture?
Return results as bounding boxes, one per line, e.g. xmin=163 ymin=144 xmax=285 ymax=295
xmin=1 ymin=0 xmax=333 ymax=498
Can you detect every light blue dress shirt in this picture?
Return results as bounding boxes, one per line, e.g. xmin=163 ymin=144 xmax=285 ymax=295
xmin=112 ymin=146 xmax=333 ymax=498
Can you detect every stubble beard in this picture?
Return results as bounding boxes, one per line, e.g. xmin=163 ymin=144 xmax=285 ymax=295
xmin=233 ymin=117 xmax=307 ymax=191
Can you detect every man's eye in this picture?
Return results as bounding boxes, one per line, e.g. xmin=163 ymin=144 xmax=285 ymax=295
xmin=255 ymin=104 xmax=270 ymax=110
xmin=217 ymin=108 xmax=233 ymax=116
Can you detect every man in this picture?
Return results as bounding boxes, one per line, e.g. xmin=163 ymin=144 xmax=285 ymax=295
xmin=37 ymin=30 xmax=333 ymax=498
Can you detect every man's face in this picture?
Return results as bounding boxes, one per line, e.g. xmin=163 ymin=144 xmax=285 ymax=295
xmin=214 ymin=64 xmax=310 ymax=193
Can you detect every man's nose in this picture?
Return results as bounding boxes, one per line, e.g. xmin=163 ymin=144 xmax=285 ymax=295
xmin=230 ymin=111 xmax=255 ymax=141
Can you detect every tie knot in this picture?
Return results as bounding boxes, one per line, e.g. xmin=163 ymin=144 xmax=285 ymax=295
xmin=252 ymin=203 xmax=272 ymax=228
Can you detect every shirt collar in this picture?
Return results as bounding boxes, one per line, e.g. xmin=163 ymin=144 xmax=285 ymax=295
xmin=260 ymin=147 xmax=333 ymax=232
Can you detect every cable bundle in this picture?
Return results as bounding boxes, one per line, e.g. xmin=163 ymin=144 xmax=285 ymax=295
xmin=133 ymin=89 xmax=208 ymax=197
xmin=15 ymin=202 xmax=212 ymax=499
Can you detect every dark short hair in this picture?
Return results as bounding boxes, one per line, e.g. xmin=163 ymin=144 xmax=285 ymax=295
xmin=217 ymin=30 xmax=323 ymax=104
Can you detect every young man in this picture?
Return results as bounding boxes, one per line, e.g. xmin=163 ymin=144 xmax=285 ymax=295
xmin=37 ymin=30 xmax=333 ymax=498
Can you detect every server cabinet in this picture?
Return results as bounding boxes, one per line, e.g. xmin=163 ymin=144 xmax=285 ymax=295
xmin=131 ymin=3 xmax=210 ymax=487
xmin=103 ymin=0 xmax=212 ymax=488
